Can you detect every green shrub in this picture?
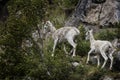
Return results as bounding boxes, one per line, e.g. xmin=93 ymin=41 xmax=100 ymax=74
xmin=87 ymin=69 xmax=107 ymax=80
xmin=0 ymin=0 xmax=48 ymax=79
xmin=69 ymin=65 xmax=88 ymax=80
xmin=76 ymin=25 xmax=90 ymax=57
xmin=95 ymin=29 xmax=117 ymax=40
xmin=77 ymin=40 xmax=90 ymax=57
xmin=26 ymin=52 xmax=73 ymax=80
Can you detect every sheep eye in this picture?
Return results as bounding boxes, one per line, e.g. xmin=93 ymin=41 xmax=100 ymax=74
xmin=44 ymin=27 xmax=47 ymax=29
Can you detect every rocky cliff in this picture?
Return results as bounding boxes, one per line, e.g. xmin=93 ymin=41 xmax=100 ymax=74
xmin=65 ymin=0 xmax=120 ymax=29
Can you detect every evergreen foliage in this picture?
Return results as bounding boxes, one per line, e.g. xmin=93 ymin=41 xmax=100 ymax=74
xmin=0 ymin=0 xmax=120 ymax=80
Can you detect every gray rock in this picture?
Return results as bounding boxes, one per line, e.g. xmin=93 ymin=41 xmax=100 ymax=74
xmin=65 ymin=0 xmax=120 ymax=30
xmin=72 ymin=62 xmax=80 ymax=67
xmin=100 ymin=75 xmax=114 ymax=80
xmin=90 ymin=56 xmax=98 ymax=64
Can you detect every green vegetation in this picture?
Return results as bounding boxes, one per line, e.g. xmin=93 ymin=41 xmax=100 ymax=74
xmin=0 ymin=0 xmax=120 ymax=80
xmin=95 ymin=29 xmax=118 ymax=40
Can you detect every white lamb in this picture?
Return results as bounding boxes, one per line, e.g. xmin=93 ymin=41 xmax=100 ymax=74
xmin=85 ymin=29 xmax=115 ymax=69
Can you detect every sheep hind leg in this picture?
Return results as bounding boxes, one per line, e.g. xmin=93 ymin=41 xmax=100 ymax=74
xmin=108 ymin=54 xmax=113 ymax=70
xmin=100 ymin=50 xmax=108 ymax=69
xmin=108 ymin=49 xmax=115 ymax=70
xmin=63 ymin=44 xmax=69 ymax=55
xmin=69 ymin=48 xmax=74 ymax=55
xmin=67 ymin=38 xmax=77 ymax=57
xmin=96 ymin=55 xmax=100 ymax=67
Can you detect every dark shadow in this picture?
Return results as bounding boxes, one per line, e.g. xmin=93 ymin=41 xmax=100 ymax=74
xmin=92 ymin=0 xmax=106 ymax=4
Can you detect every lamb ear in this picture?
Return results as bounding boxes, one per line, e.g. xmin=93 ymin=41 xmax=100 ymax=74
xmin=85 ymin=27 xmax=89 ymax=32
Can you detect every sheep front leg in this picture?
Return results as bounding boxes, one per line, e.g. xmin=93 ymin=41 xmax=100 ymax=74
xmin=86 ymin=48 xmax=95 ymax=64
xmin=108 ymin=49 xmax=115 ymax=70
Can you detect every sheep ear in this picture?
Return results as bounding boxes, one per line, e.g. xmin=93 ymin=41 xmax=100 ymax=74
xmin=88 ymin=28 xmax=93 ymax=32
xmin=88 ymin=28 xmax=93 ymax=31
xmin=91 ymin=29 xmax=93 ymax=32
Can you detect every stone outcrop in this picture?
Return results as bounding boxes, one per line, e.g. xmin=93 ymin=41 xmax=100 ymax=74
xmin=65 ymin=0 xmax=120 ymax=30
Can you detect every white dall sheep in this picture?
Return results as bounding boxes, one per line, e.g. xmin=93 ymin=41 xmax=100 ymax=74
xmin=43 ymin=21 xmax=80 ymax=57
xmin=85 ymin=29 xmax=115 ymax=70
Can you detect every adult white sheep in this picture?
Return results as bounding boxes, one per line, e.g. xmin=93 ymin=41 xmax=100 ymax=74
xmin=43 ymin=21 xmax=80 ymax=57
